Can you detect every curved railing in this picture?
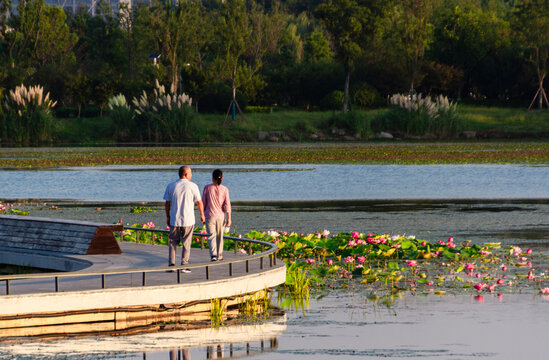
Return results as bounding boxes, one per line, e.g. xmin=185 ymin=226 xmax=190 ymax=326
xmin=0 ymin=227 xmax=279 ymax=296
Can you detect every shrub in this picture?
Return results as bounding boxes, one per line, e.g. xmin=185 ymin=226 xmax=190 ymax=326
xmin=352 ymin=83 xmax=382 ymax=108
xmin=108 ymin=94 xmax=134 ymax=141
xmin=328 ymin=111 xmax=372 ymax=139
xmin=132 ymin=80 xmax=196 ymax=142
xmin=1 ymin=84 xmax=56 ymax=145
xmin=320 ymin=90 xmax=344 ymax=111
xmin=378 ymin=93 xmax=460 ymax=138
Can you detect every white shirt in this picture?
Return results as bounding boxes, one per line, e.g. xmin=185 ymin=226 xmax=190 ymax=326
xmin=163 ymin=179 xmax=201 ymax=227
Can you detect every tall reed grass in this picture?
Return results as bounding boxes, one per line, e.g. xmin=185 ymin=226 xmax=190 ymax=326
xmin=1 ymin=84 xmax=56 ymax=145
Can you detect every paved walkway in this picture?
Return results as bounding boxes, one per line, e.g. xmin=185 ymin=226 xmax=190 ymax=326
xmin=1 ymin=241 xmax=282 ymax=296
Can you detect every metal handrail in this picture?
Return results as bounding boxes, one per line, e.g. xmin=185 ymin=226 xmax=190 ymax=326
xmin=0 ymin=227 xmax=279 ymax=295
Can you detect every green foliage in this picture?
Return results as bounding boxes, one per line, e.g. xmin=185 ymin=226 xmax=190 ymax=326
xmin=375 ymin=93 xmax=461 ymax=138
xmin=352 ymin=83 xmax=382 ymax=108
xmin=328 ymin=110 xmax=372 ymax=139
xmin=320 ymin=90 xmax=344 ymax=110
xmin=0 ymin=84 xmax=56 ymax=145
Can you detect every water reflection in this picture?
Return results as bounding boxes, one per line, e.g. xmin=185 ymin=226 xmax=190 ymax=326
xmin=0 ymin=318 xmax=285 ymax=360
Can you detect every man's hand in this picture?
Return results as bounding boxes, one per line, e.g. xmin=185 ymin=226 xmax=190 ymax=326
xmin=200 ymin=214 xmax=206 ymax=223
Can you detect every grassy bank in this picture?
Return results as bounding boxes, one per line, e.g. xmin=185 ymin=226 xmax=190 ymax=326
xmin=0 ymin=142 xmax=548 ymax=167
xmin=48 ymin=106 xmax=549 ymax=144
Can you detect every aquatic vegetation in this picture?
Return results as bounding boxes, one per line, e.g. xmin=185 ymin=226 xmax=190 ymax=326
xmin=210 ymin=298 xmax=228 ymax=325
xmin=249 ymin=229 xmax=549 ymax=297
xmin=0 ymin=202 xmax=29 ymax=215
xmin=0 ymin=143 xmax=548 ymax=167
xmin=130 ymin=206 xmax=156 ymax=214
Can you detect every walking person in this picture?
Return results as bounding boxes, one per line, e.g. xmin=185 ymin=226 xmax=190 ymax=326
xmin=202 ymin=169 xmax=231 ymax=261
xmin=164 ymin=166 xmax=205 ymax=272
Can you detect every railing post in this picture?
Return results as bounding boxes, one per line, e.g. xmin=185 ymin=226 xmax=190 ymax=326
xmin=102 ymin=274 xmax=106 ymax=289
xmin=246 ymin=260 xmax=249 ymax=273
xmin=206 ymin=266 xmax=209 ymax=280
xmin=177 ymin=270 xmax=181 ymax=284
xmin=274 ymin=252 xmax=277 ymax=265
xmin=55 ymin=277 xmax=59 ymax=292
xmin=260 ymin=256 xmax=264 ymax=270
xmin=270 ymin=254 xmax=273 ymax=267
xmin=5 ymin=279 xmax=10 ymax=295
xmin=229 ymin=263 xmax=233 ymax=277
xmin=142 ymin=272 xmax=146 ymax=286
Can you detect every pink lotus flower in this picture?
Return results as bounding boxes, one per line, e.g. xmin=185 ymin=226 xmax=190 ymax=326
xmin=326 ymin=259 xmax=333 ymax=265
xmin=527 ymin=270 xmax=534 ymax=280
xmin=448 ymin=237 xmax=454 ymax=243
xmin=501 ymin=265 xmax=507 ymax=271
xmin=407 ymin=260 xmax=417 ymax=267
xmin=379 ymin=237 xmax=387 ymax=244
xmin=344 ymin=256 xmax=355 ymax=263
xmin=347 ymin=240 xmax=357 ymax=247
xmin=357 ymin=256 xmax=366 ymax=263
xmin=368 ymin=233 xmax=374 ymax=237
xmin=512 ymin=246 xmax=522 ymax=256
xmin=421 ymin=241 xmax=426 ymax=246
xmin=447 ymin=243 xmax=456 ymax=248
xmin=465 ymin=263 xmax=475 ymax=271
xmin=527 ymin=262 xmax=532 ymax=268
xmin=475 ymin=273 xmax=481 ymax=278
xmin=480 ymin=250 xmax=491 ymax=256
xmin=351 ymin=231 xmax=360 ymax=239
xmin=526 ymin=248 xmax=533 ymax=254
xmin=426 ymin=281 xmax=434 ymax=286
xmin=474 ymin=283 xmax=486 ymax=291
xmin=497 ymin=279 xmax=504 ymax=285
xmin=357 ymin=239 xmax=367 ymax=245
xmin=540 ymin=288 xmax=549 ymax=294
xmin=488 ymin=285 xmax=496 ymax=292
xmin=305 ymin=258 xmax=315 ymax=265
xmin=393 ymin=244 xmax=401 ymax=249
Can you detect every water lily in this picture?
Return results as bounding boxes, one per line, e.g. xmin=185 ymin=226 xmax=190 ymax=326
xmin=344 ymin=256 xmax=355 ymax=263
xmin=540 ymin=288 xmax=549 ymax=294
xmin=305 ymin=258 xmax=315 ymax=265
xmin=326 ymin=259 xmax=333 ymax=265
xmin=526 ymin=248 xmax=533 ymax=254
xmin=357 ymin=256 xmax=366 ymax=263
xmin=474 ymin=283 xmax=486 ymax=291
xmin=407 ymin=260 xmax=417 ymax=267
xmin=465 ymin=263 xmax=475 ymax=271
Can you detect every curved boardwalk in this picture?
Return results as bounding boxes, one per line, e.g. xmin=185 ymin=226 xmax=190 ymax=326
xmin=0 ymin=222 xmax=286 ymax=338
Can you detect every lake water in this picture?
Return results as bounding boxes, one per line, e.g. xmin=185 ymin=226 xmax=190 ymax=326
xmin=1 ymin=163 xmax=548 ymax=359
xmin=1 ymin=164 xmax=548 ymax=202
xmin=2 ymin=292 xmax=549 ymax=359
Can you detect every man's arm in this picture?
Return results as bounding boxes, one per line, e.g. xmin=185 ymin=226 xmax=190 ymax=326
xmin=165 ymin=201 xmax=171 ymax=227
xmin=196 ymin=200 xmax=205 ymax=223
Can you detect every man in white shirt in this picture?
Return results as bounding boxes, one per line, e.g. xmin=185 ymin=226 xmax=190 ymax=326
xmin=164 ymin=166 xmax=205 ymax=272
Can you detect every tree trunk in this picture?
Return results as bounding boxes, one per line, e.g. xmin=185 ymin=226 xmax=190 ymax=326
xmin=343 ymin=66 xmax=350 ymax=113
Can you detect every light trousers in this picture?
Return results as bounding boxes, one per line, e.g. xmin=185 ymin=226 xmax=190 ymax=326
xmin=206 ymin=218 xmax=225 ymax=259
xmin=168 ymin=225 xmax=194 ymax=265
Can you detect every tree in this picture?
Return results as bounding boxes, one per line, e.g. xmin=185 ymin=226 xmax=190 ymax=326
xmin=381 ymin=0 xmax=437 ymax=99
xmin=214 ymin=0 xmax=283 ymax=120
xmin=511 ymin=0 xmax=549 ymax=110
xmin=314 ymin=0 xmax=375 ymax=112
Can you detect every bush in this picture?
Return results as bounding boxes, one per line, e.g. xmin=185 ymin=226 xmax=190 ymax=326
xmin=108 ymin=94 xmax=134 ymax=142
xmin=352 ymin=83 xmax=382 ymax=108
xmin=320 ymin=90 xmax=344 ymax=111
xmin=328 ymin=111 xmax=372 ymax=139
xmin=376 ymin=94 xmax=461 ymax=138
xmin=1 ymin=84 xmax=56 ymax=145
